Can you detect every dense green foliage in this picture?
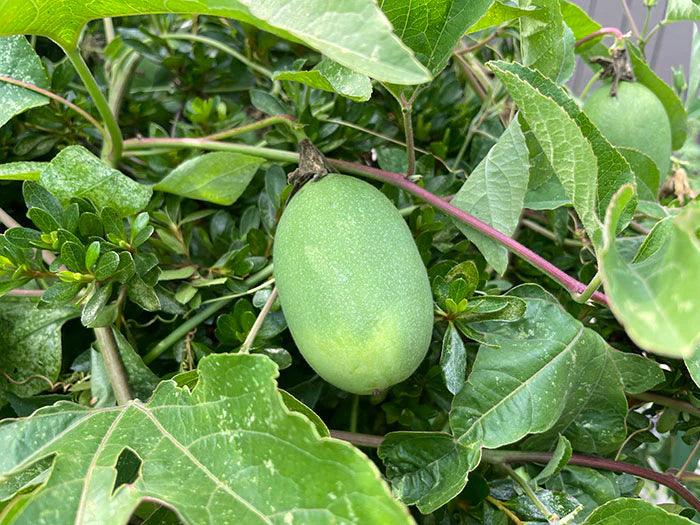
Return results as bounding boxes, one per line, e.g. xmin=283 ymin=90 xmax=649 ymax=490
xmin=0 ymin=1 xmax=698 ymax=524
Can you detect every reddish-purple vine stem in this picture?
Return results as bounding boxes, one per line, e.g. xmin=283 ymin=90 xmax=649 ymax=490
xmin=123 ymin=138 xmax=609 ymax=306
xmin=329 ymin=159 xmax=609 ymax=306
xmin=5 ymin=289 xmax=44 ymax=297
xmin=329 ymin=431 xmax=700 ymax=512
xmin=575 ymin=27 xmax=625 ymax=48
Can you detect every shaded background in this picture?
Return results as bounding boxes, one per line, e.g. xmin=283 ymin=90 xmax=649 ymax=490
xmin=571 ymin=0 xmax=697 ymax=93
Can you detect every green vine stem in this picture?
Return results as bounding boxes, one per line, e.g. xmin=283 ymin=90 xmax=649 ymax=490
xmin=63 ymin=46 xmax=123 ymax=164
xmin=122 ymin=139 xmax=609 ymax=306
xmin=206 ymin=115 xmax=300 ymax=141
xmin=93 ymin=326 xmax=132 ymax=404
xmin=572 ymin=272 xmax=602 ymax=304
xmin=502 ymin=464 xmax=556 ymax=521
xmin=399 ymin=93 xmax=416 ymax=178
xmin=158 ymin=33 xmax=274 ymax=80
xmin=143 ymin=264 xmax=274 ymax=364
xmin=329 ymin=431 xmax=700 ymax=513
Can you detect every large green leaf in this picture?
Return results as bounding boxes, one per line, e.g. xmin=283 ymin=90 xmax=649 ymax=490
xmin=584 ymin=498 xmax=695 ymax=524
xmin=451 ymin=118 xmax=530 ymax=274
xmin=628 ymin=44 xmax=688 ymax=150
xmin=523 ymin=345 xmax=630 ymax=455
xmin=0 ymin=36 xmax=48 ymax=128
xmin=378 ymin=432 xmax=479 ymax=514
xmin=608 ymin=351 xmax=664 ymax=395
xmin=599 ymin=185 xmax=700 ymax=358
xmin=0 ymin=298 xmax=78 ymax=404
xmin=0 ymin=0 xmax=430 ymax=86
xmin=489 ymin=61 xmax=602 ymax=243
xmin=519 ymin=0 xmax=575 ymax=84
xmin=0 ymin=354 xmax=412 ymax=524
xmin=491 ymin=61 xmax=634 ymax=224
xmin=453 ymin=285 xmax=627 ymax=455
xmin=155 ymin=152 xmax=264 ymax=205
xmin=666 ymin=0 xmax=700 ymax=22
xmin=273 ymin=59 xmax=372 ymax=102
xmin=40 ymin=146 xmax=152 ymax=217
xmin=379 ymin=0 xmax=494 ymax=76
xmin=385 ymin=285 xmax=630 ymax=512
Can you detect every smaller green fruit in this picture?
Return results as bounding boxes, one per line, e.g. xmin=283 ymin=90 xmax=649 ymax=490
xmin=583 ymin=81 xmax=672 ymax=175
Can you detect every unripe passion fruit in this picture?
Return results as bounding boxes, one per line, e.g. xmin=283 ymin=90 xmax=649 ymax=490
xmin=583 ymin=81 xmax=673 ymax=175
xmin=273 ymin=175 xmax=433 ymax=394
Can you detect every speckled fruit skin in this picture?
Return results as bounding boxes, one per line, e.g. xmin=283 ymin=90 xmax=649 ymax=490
xmin=583 ymin=81 xmax=673 ymax=175
xmin=273 ymin=174 xmax=433 ymax=395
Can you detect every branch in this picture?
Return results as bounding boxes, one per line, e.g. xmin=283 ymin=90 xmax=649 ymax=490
xmin=123 ymin=138 xmax=609 ymax=306
xmin=93 ymin=326 xmax=132 ymax=405
xmin=575 ymin=27 xmax=626 ymax=48
xmin=6 ymin=289 xmax=44 ymax=297
xmin=399 ymin=93 xmax=416 ymax=178
xmin=619 ymin=0 xmax=641 ymax=40
xmin=0 ymin=75 xmax=106 ymax=136
xmin=329 ymin=431 xmax=700 ymax=513
xmin=240 ymin=287 xmax=278 ymax=353
xmin=330 ymin=159 xmax=609 ymax=306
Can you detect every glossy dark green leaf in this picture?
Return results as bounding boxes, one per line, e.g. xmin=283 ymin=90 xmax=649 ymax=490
xmin=155 ymin=152 xmax=264 ymax=205
xmin=60 ymin=241 xmax=85 ymax=272
xmin=440 ymin=323 xmax=467 ymax=395
xmin=81 ymin=283 xmax=113 ymax=328
xmin=93 ymin=251 xmax=120 ymax=281
xmin=127 ymin=276 xmax=161 ymax=312
xmin=26 ymin=207 xmax=60 ymax=233
xmin=22 ymin=180 xmax=62 ymax=218
xmin=378 ymin=431 xmax=480 ymax=513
